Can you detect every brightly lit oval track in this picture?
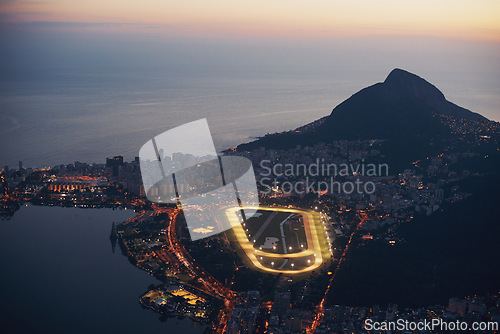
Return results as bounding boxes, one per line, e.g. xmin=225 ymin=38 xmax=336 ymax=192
xmin=225 ymin=206 xmax=330 ymax=274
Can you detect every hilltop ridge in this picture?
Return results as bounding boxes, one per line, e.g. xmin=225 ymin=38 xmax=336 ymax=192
xmin=237 ymin=69 xmax=488 ymax=154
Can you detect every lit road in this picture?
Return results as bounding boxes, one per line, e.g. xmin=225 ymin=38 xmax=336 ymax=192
xmin=164 ymin=207 xmax=235 ymax=333
xmin=307 ymin=211 xmax=368 ymax=333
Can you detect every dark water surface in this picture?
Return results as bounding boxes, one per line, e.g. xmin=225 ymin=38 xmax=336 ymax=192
xmin=0 ymin=205 xmax=206 ymax=334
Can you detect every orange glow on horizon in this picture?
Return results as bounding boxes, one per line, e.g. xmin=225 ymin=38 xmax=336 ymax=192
xmin=1 ymin=0 xmax=499 ymax=41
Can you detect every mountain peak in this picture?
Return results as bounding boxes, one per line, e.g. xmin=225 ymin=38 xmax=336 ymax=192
xmin=384 ymin=68 xmax=420 ymax=83
xmin=383 ymin=68 xmax=445 ymax=101
xmin=237 ymin=68 xmax=488 ymax=154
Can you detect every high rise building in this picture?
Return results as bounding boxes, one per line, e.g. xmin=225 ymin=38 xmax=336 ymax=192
xmin=106 ymin=156 xmax=124 ymax=177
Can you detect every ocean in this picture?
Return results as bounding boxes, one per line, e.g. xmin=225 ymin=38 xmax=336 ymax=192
xmin=0 ymin=205 xmax=207 ymax=334
xmin=1 ymin=68 xmax=499 ymax=169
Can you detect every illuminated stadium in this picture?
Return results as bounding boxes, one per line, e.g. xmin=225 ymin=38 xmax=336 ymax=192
xmin=225 ymin=206 xmax=331 ymax=274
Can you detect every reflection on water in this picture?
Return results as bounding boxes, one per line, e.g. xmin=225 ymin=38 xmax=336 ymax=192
xmin=0 ymin=205 xmax=206 ymax=334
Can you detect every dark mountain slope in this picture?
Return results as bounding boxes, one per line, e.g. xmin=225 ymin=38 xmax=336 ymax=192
xmin=237 ymin=69 xmax=487 ymax=153
xmin=318 ymin=68 xmax=485 ymax=140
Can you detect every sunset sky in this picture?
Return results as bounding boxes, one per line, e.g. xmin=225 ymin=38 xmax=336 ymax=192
xmin=0 ymin=0 xmax=500 ymax=168
xmin=1 ymin=0 xmax=499 ymax=40
xmin=0 ymin=0 xmax=499 ymax=126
